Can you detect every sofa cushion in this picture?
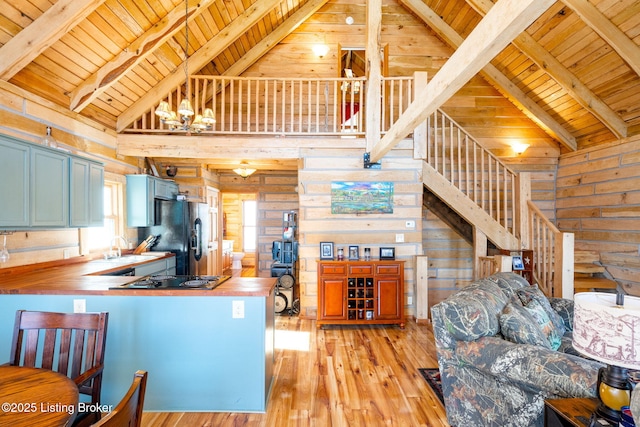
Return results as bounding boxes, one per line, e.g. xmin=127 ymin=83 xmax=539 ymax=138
xmin=516 ymin=285 xmax=567 ymax=337
xmin=522 ymin=298 xmax=563 ymax=350
xmin=548 ymin=298 xmax=574 ymax=331
xmin=438 ymin=279 xmax=509 ymax=341
xmin=500 ymin=300 xmax=552 ymax=348
xmin=485 ymin=272 xmax=529 ymax=299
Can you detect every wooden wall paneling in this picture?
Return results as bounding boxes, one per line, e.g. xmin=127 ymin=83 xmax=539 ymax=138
xmin=297 ymin=145 xmax=421 ymax=319
xmin=557 ymin=136 xmax=640 ymax=296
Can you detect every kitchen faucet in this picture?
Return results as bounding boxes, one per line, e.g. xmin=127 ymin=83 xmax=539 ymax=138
xmin=109 ymin=235 xmax=128 ymax=258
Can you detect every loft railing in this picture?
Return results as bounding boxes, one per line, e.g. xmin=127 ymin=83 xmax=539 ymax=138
xmin=125 ymin=76 xmax=415 ymax=136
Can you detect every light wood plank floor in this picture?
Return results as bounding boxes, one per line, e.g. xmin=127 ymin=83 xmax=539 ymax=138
xmin=142 ymin=315 xmax=449 ymax=426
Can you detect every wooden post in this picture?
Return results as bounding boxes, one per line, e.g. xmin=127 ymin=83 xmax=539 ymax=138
xmin=515 ymin=172 xmax=531 ymax=247
xmin=558 ymin=232 xmax=575 ymax=299
xmin=473 ymin=228 xmax=488 ymax=280
xmin=365 ymin=0 xmax=382 ymax=153
xmin=413 ymin=71 xmax=428 ymax=160
xmin=416 ymin=255 xmax=429 ymax=322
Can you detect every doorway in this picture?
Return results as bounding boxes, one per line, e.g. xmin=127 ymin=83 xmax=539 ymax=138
xmin=222 ymin=192 xmax=257 ymax=275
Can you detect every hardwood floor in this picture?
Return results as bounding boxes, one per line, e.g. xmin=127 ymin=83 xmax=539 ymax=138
xmin=141 ymin=315 xmax=449 ymax=426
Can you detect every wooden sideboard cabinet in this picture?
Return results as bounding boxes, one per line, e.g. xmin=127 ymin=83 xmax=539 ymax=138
xmin=317 ymin=260 xmax=405 ymax=328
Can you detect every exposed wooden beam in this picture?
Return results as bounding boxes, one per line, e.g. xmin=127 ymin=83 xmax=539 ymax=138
xmin=0 ymin=0 xmax=106 ymax=80
xmin=467 ymin=0 xmax=627 ymax=139
xmin=562 ymin=0 xmax=640 ymax=78
xmin=398 ymin=0 xmax=576 ymax=151
xmin=116 ymin=0 xmax=282 ymax=133
xmin=371 ymin=0 xmax=556 ymax=163
xmin=365 ymin=0 xmax=382 ymax=153
xmin=116 ymin=134 xmax=365 ymax=160
xmin=70 ymin=0 xmax=216 ymax=113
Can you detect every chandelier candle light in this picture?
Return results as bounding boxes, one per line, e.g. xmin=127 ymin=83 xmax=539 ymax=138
xmin=155 ymin=1 xmax=215 ymax=132
xmin=572 ymin=292 xmax=640 ymax=425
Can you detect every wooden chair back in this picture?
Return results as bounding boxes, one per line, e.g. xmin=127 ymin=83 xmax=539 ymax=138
xmin=9 ymin=310 xmax=109 ymax=404
xmin=91 ymin=370 xmax=147 ymax=427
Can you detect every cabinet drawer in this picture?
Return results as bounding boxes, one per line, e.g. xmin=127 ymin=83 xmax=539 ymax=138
xmin=320 ymin=264 xmax=346 ymax=275
xmin=376 ymin=264 xmax=401 ymax=275
xmin=348 ymin=265 xmax=373 ymax=275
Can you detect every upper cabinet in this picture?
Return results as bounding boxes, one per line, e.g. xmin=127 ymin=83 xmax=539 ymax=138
xmin=126 ymin=175 xmax=178 ymax=227
xmin=0 ymin=134 xmax=104 ymax=230
xmin=70 ymin=157 xmax=104 ymax=227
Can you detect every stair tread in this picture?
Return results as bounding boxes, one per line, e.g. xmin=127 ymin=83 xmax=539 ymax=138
xmin=574 ymin=263 xmax=605 ymax=273
xmin=574 ymin=277 xmax=617 ymax=291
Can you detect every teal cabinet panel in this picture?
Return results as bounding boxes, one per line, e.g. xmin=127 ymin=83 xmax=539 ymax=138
xmin=126 ymin=175 xmax=178 ymax=227
xmin=126 ymin=175 xmax=154 ymax=227
xmin=0 ymin=136 xmax=30 ymax=227
xmin=89 ymin=162 xmax=105 ymax=226
xmin=0 ymin=294 xmax=275 ymax=412
xmin=31 ymin=146 xmax=68 ymax=227
xmin=70 ymin=157 xmax=104 ymax=227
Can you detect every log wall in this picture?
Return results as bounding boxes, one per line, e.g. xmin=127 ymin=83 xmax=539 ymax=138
xmin=556 ymin=135 xmax=640 ymax=296
xmin=297 ymin=144 xmax=422 ymax=318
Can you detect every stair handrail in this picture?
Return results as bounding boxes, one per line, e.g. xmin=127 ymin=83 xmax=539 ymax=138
xmin=526 ymin=200 xmax=573 ymax=297
xmin=425 ymin=108 xmax=518 ymax=235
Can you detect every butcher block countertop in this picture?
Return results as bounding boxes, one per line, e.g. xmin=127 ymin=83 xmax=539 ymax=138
xmin=0 ymin=254 xmax=275 ymax=297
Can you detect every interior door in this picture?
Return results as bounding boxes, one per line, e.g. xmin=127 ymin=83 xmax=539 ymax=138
xmin=206 ymin=187 xmax=221 ymax=275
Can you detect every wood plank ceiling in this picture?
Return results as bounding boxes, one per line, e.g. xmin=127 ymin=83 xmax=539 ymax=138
xmin=1 ymin=0 xmax=639 ymax=172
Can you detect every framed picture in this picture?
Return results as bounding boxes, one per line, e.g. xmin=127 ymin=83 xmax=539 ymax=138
xmin=512 ymin=256 xmax=525 ymax=271
xmin=348 ymin=245 xmax=359 ymax=260
xmin=380 ymin=247 xmax=395 ymax=260
xmin=320 ymin=242 xmax=334 ymax=260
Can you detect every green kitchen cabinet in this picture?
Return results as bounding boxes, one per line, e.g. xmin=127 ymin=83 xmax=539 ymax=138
xmin=70 ymin=157 xmax=104 ymax=227
xmin=31 ymin=146 xmax=69 ymax=227
xmin=126 ymin=175 xmax=178 ymax=227
xmin=0 ymin=136 xmax=30 ymax=227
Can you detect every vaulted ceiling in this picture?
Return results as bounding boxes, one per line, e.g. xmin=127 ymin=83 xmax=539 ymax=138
xmin=1 ymin=0 xmax=639 ymax=171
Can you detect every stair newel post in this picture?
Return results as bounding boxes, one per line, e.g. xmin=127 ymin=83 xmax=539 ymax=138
xmin=413 ymin=71 xmax=428 ymax=161
xmin=558 ymin=232 xmax=575 ymax=299
xmin=515 ymin=172 xmax=531 ymax=247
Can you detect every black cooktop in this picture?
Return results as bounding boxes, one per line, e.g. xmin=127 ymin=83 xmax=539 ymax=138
xmin=110 ymin=275 xmax=230 ymax=290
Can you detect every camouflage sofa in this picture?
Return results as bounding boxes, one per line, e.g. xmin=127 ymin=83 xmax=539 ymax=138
xmin=431 ymin=272 xmax=603 ymax=427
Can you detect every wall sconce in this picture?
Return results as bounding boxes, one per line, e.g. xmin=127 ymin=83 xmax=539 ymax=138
xmin=511 ymin=142 xmax=530 ymax=155
xmin=233 ymin=162 xmax=256 ymax=179
xmin=312 ymin=44 xmax=330 ymax=58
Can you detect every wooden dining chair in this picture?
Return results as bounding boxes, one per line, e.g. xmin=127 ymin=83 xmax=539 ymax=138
xmin=8 ymin=310 xmax=109 ymax=426
xmin=90 ymin=370 xmax=147 ymax=427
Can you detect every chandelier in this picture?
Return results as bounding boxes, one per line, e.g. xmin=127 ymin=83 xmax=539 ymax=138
xmin=155 ymin=1 xmax=215 ymax=132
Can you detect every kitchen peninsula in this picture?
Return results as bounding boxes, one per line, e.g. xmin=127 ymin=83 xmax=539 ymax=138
xmin=0 ymin=254 xmax=275 ymax=413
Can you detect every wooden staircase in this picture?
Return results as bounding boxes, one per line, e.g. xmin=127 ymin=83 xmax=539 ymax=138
xmin=419 ymin=108 xmax=574 ymax=298
xmin=573 ymin=250 xmax=617 ymax=293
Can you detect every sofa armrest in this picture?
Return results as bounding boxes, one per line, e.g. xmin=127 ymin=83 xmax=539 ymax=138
xmin=456 ymin=336 xmax=602 ymax=398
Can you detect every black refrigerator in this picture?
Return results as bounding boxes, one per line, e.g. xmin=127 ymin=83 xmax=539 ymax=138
xmin=138 ymin=200 xmax=210 ymax=276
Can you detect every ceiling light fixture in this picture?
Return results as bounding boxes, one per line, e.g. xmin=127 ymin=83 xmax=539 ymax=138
xmin=312 ymin=43 xmax=330 ymax=58
xmin=155 ymin=1 xmax=215 ymax=133
xmin=511 ymin=142 xmax=530 ymax=155
xmin=233 ymin=162 xmax=256 ymax=179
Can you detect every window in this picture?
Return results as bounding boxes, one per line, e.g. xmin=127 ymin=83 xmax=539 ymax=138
xmin=242 ymin=200 xmax=257 ymax=251
xmin=87 ymin=180 xmax=123 ymax=251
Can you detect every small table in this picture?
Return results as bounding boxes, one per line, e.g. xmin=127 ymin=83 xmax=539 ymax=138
xmin=544 ymin=397 xmax=599 ymax=427
xmin=0 ymin=365 xmax=79 ymax=426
